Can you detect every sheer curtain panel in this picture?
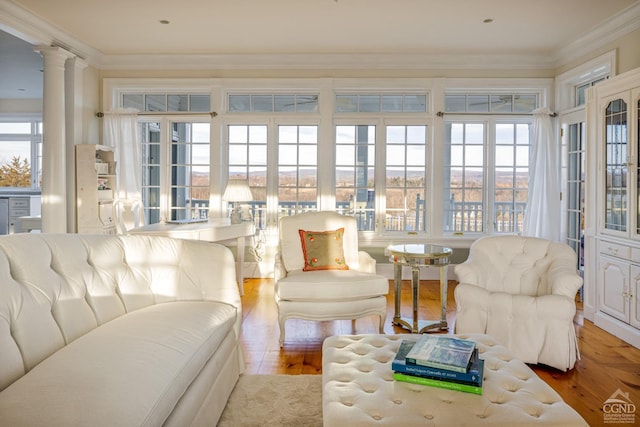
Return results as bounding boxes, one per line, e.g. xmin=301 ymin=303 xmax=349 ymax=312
xmin=522 ymin=107 xmax=560 ymax=241
xmin=103 ymin=108 xmax=141 ymax=200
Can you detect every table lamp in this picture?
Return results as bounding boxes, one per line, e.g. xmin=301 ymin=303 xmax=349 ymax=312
xmin=222 ymin=179 xmax=253 ymax=224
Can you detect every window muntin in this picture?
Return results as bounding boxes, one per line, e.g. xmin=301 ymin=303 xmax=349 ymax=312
xmin=278 ymin=125 xmax=318 ymax=216
xmin=444 ymin=123 xmax=485 ymax=233
xmin=0 ymin=120 xmax=42 ymax=190
xmin=336 ymin=125 xmax=376 ymax=231
xmin=385 ymin=125 xmax=427 ymax=232
xmin=227 ymin=124 xmax=267 ymax=228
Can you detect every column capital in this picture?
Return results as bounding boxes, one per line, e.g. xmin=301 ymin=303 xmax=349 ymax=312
xmin=34 ymin=45 xmax=75 ymax=67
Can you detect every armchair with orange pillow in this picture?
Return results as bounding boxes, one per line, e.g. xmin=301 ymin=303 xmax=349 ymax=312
xmin=274 ymin=211 xmax=389 ymax=346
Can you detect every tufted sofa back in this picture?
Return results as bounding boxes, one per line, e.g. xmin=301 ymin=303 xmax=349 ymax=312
xmin=0 ymin=233 xmax=239 ymax=392
xmin=279 ymin=211 xmax=361 ymax=272
xmin=460 ymin=235 xmax=578 ymax=297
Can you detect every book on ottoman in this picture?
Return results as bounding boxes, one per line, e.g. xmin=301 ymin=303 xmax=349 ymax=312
xmin=393 ymin=340 xmax=484 ymax=387
xmin=404 ymin=334 xmax=477 ymax=373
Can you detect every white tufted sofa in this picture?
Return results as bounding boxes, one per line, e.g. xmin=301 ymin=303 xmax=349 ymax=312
xmin=0 ymin=234 xmax=243 ymax=427
xmin=454 ymin=235 xmax=583 ymax=371
xmin=322 ymin=334 xmax=588 ymax=426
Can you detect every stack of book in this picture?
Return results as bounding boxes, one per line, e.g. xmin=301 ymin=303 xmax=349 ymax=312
xmin=392 ymin=335 xmax=484 ymax=395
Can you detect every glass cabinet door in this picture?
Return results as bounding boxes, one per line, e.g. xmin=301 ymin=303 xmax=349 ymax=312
xmin=637 ymin=98 xmax=640 ymax=236
xmin=604 ymin=98 xmax=627 ymax=232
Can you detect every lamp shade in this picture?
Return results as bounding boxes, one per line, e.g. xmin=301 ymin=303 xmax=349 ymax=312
xmin=223 ymin=179 xmax=253 ymax=202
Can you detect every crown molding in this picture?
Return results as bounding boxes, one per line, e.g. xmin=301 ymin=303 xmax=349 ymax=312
xmin=95 ymin=51 xmax=556 ymax=71
xmin=551 ymin=1 xmax=640 ymax=67
xmin=0 ymin=0 xmax=100 ymax=60
xmin=2 ymin=0 xmax=639 ymax=72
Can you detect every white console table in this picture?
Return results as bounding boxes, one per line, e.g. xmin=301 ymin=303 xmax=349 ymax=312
xmin=130 ymin=218 xmax=255 ymax=295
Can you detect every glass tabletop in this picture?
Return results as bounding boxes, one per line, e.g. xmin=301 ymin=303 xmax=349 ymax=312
xmin=388 ymin=243 xmax=452 ymax=259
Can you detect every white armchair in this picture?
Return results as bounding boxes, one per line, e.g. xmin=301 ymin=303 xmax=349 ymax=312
xmin=454 ymin=235 xmax=583 ymax=371
xmin=274 ymin=211 xmax=389 ymax=347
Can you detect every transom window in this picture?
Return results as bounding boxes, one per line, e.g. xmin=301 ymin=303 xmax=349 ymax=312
xmin=445 ymin=93 xmax=537 ymax=114
xmin=123 ymin=93 xmax=211 ymax=112
xmin=336 ymin=94 xmax=427 ymax=113
xmin=228 ymin=94 xmax=318 ymax=113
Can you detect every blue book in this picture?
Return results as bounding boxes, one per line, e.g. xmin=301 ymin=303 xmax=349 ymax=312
xmin=393 ymin=340 xmax=484 ymax=386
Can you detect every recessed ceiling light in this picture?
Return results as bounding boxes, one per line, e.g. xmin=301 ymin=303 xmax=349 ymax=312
xmin=159 ymin=20 xmax=170 ymax=25
xmin=483 ymin=18 xmax=494 ymax=24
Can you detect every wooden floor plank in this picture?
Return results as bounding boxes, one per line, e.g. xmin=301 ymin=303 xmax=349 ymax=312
xmin=239 ymin=278 xmax=640 ymax=426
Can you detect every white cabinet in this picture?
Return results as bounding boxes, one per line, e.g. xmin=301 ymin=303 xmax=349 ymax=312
xmin=586 ymin=67 xmax=640 ymax=348
xmin=75 ymin=144 xmax=117 ymax=234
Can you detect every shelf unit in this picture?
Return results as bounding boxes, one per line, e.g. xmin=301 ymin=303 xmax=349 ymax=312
xmin=75 ymin=144 xmax=117 ymax=234
xmin=585 ymin=67 xmax=640 ymax=348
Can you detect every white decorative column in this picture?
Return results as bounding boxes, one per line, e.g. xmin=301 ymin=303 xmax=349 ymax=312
xmin=36 ymin=46 xmax=74 ymax=233
xmin=65 ymin=56 xmax=88 ymax=232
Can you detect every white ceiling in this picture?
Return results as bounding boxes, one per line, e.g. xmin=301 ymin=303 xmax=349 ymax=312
xmin=1 ymin=0 xmax=639 ymax=98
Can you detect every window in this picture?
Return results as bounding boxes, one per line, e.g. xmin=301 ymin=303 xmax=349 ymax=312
xmin=123 ymin=93 xmax=211 ymax=112
xmin=0 ymin=120 xmax=42 ymax=190
xmin=229 ymin=94 xmax=318 ymax=113
xmin=444 ymin=121 xmax=531 ymax=234
xmin=140 ymin=122 xmax=161 ymax=224
xmin=445 ymin=94 xmax=537 ymax=114
xmin=575 ymin=77 xmax=608 ymax=107
xmin=169 ymin=122 xmax=210 ymax=221
xmin=138 ymin=119 xmax=211 ymax=224
xmin=566 ymin=122 xmax=586 ymax=270
xmin=444 ymin=123 xmax=485 ymax=233
xmin=385 ymin=125 xmax=427 ymax=232
xmin=336 ymin=94 xmax=427 ymax=113
xmin=278 ymin=125 xmax=318 ymax=216
xmin=227 ymin=125 xmax=268 ymax=228
xmin=335 ymin=125 xmax=376 ymax=231
xmin=494 ymin=123 xmax=530 ymax=233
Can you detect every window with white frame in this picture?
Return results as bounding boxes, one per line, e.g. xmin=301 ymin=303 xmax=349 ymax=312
xmin=111 ymin=80 xmax=552 ymax=240
xmin=335 ymin=125 xmax=376 ymax=231
xmin=0 ymin=120 xmax=42 ymax=190
xmin=227 ymin=124 xmax=268 ymax=228
xmin=442 ymin=91 xmax=536 ymax=234
xmin=277 ymin=125 xmax=318 ymax=216
xmin=385 ymin=125 xmax=428 ymax=232
xmin=443 ymin=122 xmax=485 ymax=233
xmin=138 ymin=119 xmax=211 ymax=223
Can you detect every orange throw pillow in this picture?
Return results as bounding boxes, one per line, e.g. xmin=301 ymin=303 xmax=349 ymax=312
xmin=299 ymin=228 xmax=349 ymax=271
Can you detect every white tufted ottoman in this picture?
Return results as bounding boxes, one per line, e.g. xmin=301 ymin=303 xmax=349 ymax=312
xmin=322 ymin=334 xmax=588 ymax=426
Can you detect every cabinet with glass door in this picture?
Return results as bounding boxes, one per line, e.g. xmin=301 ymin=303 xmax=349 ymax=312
xmin=586 ymin=68 xmax=640 ymax=349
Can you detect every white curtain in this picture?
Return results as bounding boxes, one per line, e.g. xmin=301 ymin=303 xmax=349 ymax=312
xmin=522 ymin=107 xmax=560 ymax=241
xmin=102 ymin=108 xmax=141 ymax=201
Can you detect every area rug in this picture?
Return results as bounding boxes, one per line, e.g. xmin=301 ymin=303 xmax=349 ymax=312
xmin=217 ymin=374 xmax=322 ymax=427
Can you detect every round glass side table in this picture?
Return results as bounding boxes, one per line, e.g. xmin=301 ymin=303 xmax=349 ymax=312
xmin=388 ymin=243 xmax=452 ymax=333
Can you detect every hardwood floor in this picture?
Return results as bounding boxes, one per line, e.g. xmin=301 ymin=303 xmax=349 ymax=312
xmin=239 ymin=278 xmax=640 ymax=426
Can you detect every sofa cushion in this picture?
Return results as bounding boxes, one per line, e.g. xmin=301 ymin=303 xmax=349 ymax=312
xmin=0 ymin=300 xmax=237 ymax=427
xmin=299 ymin=228 xmax=349 ymax=271
xmin=276 ymin=269 xmax=388 ymax=301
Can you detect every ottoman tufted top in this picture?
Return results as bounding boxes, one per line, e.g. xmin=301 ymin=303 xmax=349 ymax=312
xmin=322 ymin=334 xmax=588 ymax=426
